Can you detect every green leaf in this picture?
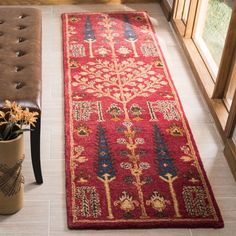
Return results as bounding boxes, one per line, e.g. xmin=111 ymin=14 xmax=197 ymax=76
xmin=3 ymin=123 xmax=13 ymax=140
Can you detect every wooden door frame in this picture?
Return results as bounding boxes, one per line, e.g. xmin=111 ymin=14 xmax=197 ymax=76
xmin=212 ymin=5 xmax=236 ymax=99
xmin=170 ymin=0 xmax=236 ymax=180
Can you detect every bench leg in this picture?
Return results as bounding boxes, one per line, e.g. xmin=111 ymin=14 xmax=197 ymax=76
xmin=30 ymin=114 xmax=43 ymax=184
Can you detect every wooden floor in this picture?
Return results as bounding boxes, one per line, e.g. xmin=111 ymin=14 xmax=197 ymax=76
xmin=0 ymin=3 xmax=236 ymax=236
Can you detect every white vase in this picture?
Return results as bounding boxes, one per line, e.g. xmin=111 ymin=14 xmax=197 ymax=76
xmin=0 ymin=134 xmax=24 ymax=214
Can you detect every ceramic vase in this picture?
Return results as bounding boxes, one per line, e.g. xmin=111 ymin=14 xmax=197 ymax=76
xmin=0 ymin=134 xmax=24 ymax=214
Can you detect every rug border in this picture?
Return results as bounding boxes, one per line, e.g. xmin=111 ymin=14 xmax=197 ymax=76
xmin=62 ymin=12 xmax=73 ymax=230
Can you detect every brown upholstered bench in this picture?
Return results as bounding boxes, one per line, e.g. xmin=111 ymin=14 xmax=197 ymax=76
xmin=0 ymin=8 xmax=43 ymax=184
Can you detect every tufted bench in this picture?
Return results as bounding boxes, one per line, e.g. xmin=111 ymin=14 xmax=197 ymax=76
xmin=0 ymin=8 xmax=43 ymax=184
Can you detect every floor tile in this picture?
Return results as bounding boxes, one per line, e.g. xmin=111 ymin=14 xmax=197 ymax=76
xmin=191 ymin=222 xmax=236 ymax=236
xmin=0 ymin=201 xmax=49 ymax=223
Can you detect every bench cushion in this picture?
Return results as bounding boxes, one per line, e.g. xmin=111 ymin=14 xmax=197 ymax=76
xmin=0 ymin=8 xmax=41 ymax=111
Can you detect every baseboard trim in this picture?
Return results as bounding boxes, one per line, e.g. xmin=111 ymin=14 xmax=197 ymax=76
xmin=0 ymin=0 xmax=158 ymax=5
xmin=224 ymin=139 xmax=236 ymax=181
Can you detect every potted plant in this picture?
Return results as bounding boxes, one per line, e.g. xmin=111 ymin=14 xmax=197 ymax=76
xmin=0 ymin=100 xmax=38 ymax=214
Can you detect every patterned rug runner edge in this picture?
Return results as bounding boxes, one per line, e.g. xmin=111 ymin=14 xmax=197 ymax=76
xmin=62 ymin=11 xmax=224 ymax=229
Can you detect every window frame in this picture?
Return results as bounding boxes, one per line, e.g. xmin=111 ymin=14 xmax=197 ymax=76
xmin=169 ymin=0 xmax=236 ymax=179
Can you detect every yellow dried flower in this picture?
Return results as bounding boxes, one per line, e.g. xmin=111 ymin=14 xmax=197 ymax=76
xmin=4 ymin=100 xmax=13 ymax=108
xmin=5 ymin=100 xmax=22 ymax=113
xmin=9 ymin=112 xmax=23 ymax=123
xmin=0 ymin=100 xmax=39 ymax=141
xmin=0 ymin=111 xmax=5 ymax=118
xmin=22 ymin=109 xmax=38 ymax=126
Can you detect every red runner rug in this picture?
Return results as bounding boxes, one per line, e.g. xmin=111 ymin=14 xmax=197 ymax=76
xmin=62 ymin=11 xmax=223 ymax=229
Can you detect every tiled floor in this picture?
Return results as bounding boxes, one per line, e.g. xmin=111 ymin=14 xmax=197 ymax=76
xmin=0 ymin=3 xmax=236 ymax=236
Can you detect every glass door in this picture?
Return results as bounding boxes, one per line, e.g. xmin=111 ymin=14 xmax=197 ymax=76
xmin=193 ymin=0 xmax=233 ymax=79
xmin=172 ymin=0 xmax=236 ymax=179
